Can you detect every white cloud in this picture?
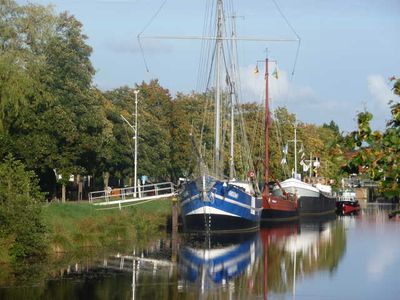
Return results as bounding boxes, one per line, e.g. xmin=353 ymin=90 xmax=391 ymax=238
xmin=239 ymin=65 xmax=317 ymax=109
xmin=365 ymin=74 xmax=396 ymax=130
xmin=367 ymin=74 xmax=393 ymax=108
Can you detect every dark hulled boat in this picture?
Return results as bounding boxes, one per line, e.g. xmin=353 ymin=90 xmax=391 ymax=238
xmin=273 ymin=178 xmax=336 ymax=216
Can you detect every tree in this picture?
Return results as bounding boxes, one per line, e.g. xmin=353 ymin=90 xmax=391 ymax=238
xmin=1 ymin=2 xmax=101 ymax=200
xmin=346 ymin=77 xmax=400 ymax=196
xmin=0 ymin=155 xmax=47 ymax=260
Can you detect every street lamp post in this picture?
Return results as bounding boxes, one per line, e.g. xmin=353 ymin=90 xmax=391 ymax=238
xmin=133 ymin=90 xmax=139 ymax=198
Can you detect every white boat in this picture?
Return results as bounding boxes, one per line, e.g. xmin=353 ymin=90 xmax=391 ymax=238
xmin=274 ymin=125 xmax=336 ymax=215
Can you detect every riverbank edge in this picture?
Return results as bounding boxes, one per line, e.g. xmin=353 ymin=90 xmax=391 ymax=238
xmin=0 ymin=199 xmax=173 ymax=263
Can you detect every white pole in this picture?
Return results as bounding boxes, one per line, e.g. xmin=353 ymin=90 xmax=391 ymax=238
xmin=294 ymin=123 xmax=297 ymax=177
xmin=134 ymin=90 xmax=139 ymax=198
xmin=214 ymin=0 xmax=223 ymax=177
xmin=229 ymin=15 xmax=238 ymax=180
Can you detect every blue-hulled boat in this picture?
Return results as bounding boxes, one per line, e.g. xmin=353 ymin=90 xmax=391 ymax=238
xmin=181 ymin=176 xmax=261 ymax=233
xmin=178 ymin=0 xmax=262 ymax=232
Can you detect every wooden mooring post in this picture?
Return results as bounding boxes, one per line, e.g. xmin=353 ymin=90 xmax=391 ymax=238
xmin=171 ymin=196 xmax=178 ymax=263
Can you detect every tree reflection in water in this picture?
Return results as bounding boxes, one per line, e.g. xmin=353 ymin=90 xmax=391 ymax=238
xmin=261 ymin=217 xmax=346 ymax=298
xmin=0 ymin=218 xmax=347 ymax=299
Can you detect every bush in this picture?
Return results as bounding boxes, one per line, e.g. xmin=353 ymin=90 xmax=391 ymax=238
xmin=0 ymin=155 xmax=47 ymax=260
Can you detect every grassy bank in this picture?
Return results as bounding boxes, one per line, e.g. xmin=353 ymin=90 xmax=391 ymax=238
xmin=42 ymin=199 xmax=172 ymax=254
xmin=0 ymin=199 xmax=172 ymax=286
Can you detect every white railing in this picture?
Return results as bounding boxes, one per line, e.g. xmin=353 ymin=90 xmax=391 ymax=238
xmin=88 ymin=182 xmax=175 ymax=204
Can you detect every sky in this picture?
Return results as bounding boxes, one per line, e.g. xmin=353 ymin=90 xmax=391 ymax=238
xmin=17 ymin=0 xmax=400 ymax=132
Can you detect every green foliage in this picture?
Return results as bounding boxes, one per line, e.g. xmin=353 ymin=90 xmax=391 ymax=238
xmin=0 ymin=155 xmax=47 ymax=261
xmin=346 ymin=79 xmax=400 ymax=195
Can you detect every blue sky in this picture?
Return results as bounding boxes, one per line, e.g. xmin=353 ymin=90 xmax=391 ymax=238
xmin=17 ymin=0 xmax=400 ymax=132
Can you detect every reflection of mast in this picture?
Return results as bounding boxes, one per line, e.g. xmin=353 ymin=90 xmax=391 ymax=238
xmin=132 ymin=250 xmax=136 ymax=300
xmin=292 ymin=237 xmax=296 ymax=300
xmin=263 ymin=232 xmax=269 ymax=300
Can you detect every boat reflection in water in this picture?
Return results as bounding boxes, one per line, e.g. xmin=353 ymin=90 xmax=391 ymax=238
xmin=179 ymin=233 xmax=262 ymax=294
xmin=261 ymin=217 xmax=346 ymax=298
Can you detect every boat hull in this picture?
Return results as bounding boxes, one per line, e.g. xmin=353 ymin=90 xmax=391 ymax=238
xmin=336 ymin=201 xmax=360 ymax=215
xmin=180 ymin=176 xmax=262 ymax=233
xmin=261 ymin=196 xmax=298 ymax=222
xmin=184 ymin=213 xmax=259 ymax=233
xmin=298 ymin=193 xmax=336 ymax=216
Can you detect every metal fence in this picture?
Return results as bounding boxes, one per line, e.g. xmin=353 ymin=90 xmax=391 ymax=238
xmin=88 ymin=182 xmax=175 ymax=204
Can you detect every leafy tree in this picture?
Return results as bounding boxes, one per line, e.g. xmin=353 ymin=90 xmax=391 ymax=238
xmin=138 ymin=80 xmax=172 ymax=181
xmin=1 ymin=1 xmax=103 ymax=200
xmin=0 ymin=155 xmax=47 ymax=260
xmin=346 ymin=78 xmax=400 ymax=196
xmin=322 ymin=120 xmax=340 ymax=135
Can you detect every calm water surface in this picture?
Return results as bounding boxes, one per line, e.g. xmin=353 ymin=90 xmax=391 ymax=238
xmin=1 ymin=204 xmax=400 ymax=299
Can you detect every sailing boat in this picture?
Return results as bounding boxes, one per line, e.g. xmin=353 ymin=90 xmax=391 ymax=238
xmin=260 ymin=56 xmax=298 ymax=222
xmin=272 ymin=126 xmax=336 ymax=216
xmin=180 ymin=0 xmax=262 ymax=233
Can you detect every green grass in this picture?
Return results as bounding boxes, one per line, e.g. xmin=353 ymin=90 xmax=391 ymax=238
xmin=42 ymin=199 xmax=172 ymax=254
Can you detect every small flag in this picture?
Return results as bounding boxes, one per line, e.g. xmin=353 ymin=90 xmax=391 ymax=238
xmin=272 ymin=67 xmax=279 ymax=79
xmin=254 ymin=64 xmax=259 ymax=75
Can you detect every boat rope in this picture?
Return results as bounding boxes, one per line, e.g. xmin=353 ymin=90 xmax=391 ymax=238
xmin=270 ymin=0 xmax=301 ymax=80
xmin=137 ymin=0 xmax=169 ymax=72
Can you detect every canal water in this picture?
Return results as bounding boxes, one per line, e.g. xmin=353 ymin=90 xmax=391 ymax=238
xmin=1 ymin=204 xmax=400 ymax=299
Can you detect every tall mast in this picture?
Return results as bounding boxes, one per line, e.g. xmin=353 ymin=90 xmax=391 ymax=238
xmin=229 ymin=86 xmax=235 ymax=179
xmin=214 ymin=0 xmax=223 ymax=177
xmin=264 ymin=56 xmax=270 ymax=193
xmin=229 ymin=15 xmax=238 ymax=180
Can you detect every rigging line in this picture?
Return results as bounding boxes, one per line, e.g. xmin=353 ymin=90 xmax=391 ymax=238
xmin=137 ymin=0 xmax=168 ymax=73
xmin=137 ymin=37 xmax=150 ymax=73
xmin=204 ymin=0 xmax=217 ymax=90
xmin=205 ymin=43 xmax=217 ymax=92
xmin=137 ymin=0 xmax=168 ymax=37
xmin=290 ymin=39 xmax=301 ymax=80
xmin=270 ymin=0 xmax=300 ymax=40
xmin=199 ymin=0 xmax=215 ymax=92
xmin=197 ymin=0 xmax=212 ymax=91
xmin=270 ymin=0 xmax=301 ymax=79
